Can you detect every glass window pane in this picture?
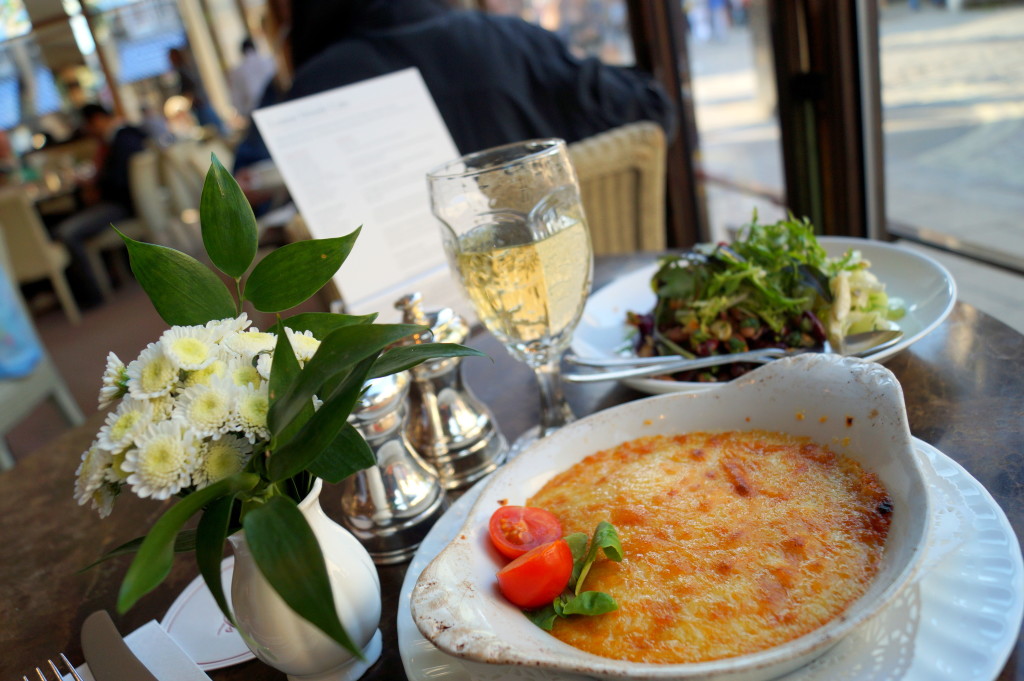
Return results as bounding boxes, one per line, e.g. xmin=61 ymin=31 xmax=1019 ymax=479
xmin=687 ymin=2 xmax=787 ymax=241
xmin=482 ymin=0 xmax=635 ymax=65
xmin=0 ymin=0 xmax=31 ymax=42
xmin=880 ymin=4 xmax=1024 ymax=270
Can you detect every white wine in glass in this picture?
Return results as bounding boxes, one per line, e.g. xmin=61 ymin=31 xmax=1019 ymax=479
xmin=428 ymin=140 xmax=593 ymax=453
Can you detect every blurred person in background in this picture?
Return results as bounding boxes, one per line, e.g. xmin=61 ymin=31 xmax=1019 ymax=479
xmin=54 ymin=104 xmax=148 ymax=308
xmin=235 ymin=0 xmax=673 ymax=174
xmin=230 ymin=38 xmax=278 ymax=121
xmin=168 ymin=46 xmax=227 ymax=136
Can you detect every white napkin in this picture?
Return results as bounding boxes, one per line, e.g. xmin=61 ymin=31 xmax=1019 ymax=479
xmin=69 ymin=621 xmax=212 ymax=681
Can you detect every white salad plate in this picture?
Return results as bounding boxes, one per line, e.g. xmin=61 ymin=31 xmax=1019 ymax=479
xmin=570 ymin=237 xmax=958 ymax=394
xmin=398 ymin=439 xmax=1023 ymax=681
xmin=161 ymin=556 xmax=256 ymax=670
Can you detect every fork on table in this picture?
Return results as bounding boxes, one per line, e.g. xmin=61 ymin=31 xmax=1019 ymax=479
xmin=23 ymin=653 xmax=84 ymax=681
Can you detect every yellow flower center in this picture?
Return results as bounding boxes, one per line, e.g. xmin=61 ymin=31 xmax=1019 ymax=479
xmin=111 ymin=410 xmax=143 ymax=441
xmin=205 ymin=442 xmax=243 ymax=482
xmin=231 ymin=365 xmax=261 ymax=387
xmin=170 ymin=337 xmax=210 ymax=365
xmin=184 ymin=360 xmax=226 ymax=387
xmin=239 ymin=393 xmax=269 ymax=427
xmin=139 ymin=437 xmax=182 ymax=480
xmin=140 ymin=356 xmax=176 ymax=393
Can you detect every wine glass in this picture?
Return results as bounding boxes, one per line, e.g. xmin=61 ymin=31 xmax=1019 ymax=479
xmin=427 ymin=139 xmax=593 ymax=454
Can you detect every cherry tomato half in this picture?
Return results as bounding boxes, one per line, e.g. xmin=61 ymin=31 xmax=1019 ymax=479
xmin=496 ymin=539 xmax=573 ymax=609
xmin=488 ymin=505 xmax=564 ymax=559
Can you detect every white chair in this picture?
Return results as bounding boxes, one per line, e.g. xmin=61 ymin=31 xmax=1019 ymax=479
xmin=0 ymin=191 xmax=81 ymax=324
xmin=568 ymin=121 xmax=667 ymax=255
xmin=0 ymin=236 xmax=84 ymax=470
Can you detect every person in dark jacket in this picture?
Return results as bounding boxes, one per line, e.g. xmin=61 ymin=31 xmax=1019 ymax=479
xmin=235 ymin=0 xmax=673 ymax=172
xmin=56 ymin=103 xmax=148 ymax=308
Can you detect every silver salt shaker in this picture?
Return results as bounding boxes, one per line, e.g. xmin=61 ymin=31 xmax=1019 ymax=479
xmin=395 ymin=293 xmax=508 ymax=490
xmin=338 ymin=371 xmax=447 ymax=565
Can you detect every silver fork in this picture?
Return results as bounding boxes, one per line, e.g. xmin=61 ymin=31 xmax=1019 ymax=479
xmin=23 ymin=654 xmax=84 ymax=681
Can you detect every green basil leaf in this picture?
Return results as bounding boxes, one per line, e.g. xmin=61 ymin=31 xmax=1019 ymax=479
xmin=117 ymin=473 xmax=259 ymax=613
xmin=525 ymin=603 xmax=560 ymax=631
xmin=119 ymin=229 xmax=237 ymax=326
xmin=268 ymin=355 xmax=377 ymax=482
xmin=200 ymin=154 xmax=258 ymax=278
xmin=243 ymin=230 xmax=360 ymax=313
xmin=369 ymin=343 xmax=487 ymax=379
xmin=307 ymin=422 xmax=376 ymax=483
xmin=243 ymin=495 xmax=362 ymax=658
xmin=78 ymin=529 xmax=197 ymax=573
xmin=195 ymin=495 xmax=238 ymax=627
xmin=267 ymin=323 xmax=423 ymax=436
xmin=591 ymin=521 xmax=623 ymax=562
xmin=559 ymin=591 xmax=618 ymax=617
xmin=575 ymin=521 xmax=622 ymax=596
xmin=277 ymin=312 xmax=377 ymax=338
xmin=564 ymin=532 xmax=589 ymax=589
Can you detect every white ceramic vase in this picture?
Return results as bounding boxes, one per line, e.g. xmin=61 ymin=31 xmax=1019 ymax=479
xmin=228 ymin=479 xmax=382 ymax=681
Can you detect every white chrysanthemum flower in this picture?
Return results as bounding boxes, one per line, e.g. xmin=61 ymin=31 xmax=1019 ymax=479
xmin=172 ymin=379 xmax=235 ymax=439
xmin=97 ymin=398 xmax=155 ymax=452
xmin=192 ymin=434 xmax=254 ymax=489
xmin=182 ymin=359 xmax=228 ymax=388
xmin=234 ymin=383 xmax=270 ymax=444
xmin=255 ymin=352 xmax=273 ymax=381
xmin=122 ymin=421 xmax=197 ymax=500
xmin=88 ymin=483 xmax=118 ymax=518
xmin=225 ymin=357 xmax=262 ymax=389
xmin=148 ymin=394 xmax=175 ymax=420
xmin=126 ymin=343 xmax=178 ymax=399
xmin=106 ymin=447 xmax=132 ymax=483
xmin=74 ymin=443 xmax=112 ymax=507
xmin=206 ymin=313 xmax=251 ymax=342
xmin=223 ymin=330 xmax=277 ymax=358
xmin=98 ymin=352 xmax=129 ymax=409
xmin=286 ymin=328 xmax=321 ymax=362
xmin=160 ymin=326 xmax=217 ymax=371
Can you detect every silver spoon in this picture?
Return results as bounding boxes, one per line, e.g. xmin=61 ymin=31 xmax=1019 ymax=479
xmin=564 ymin=329 xmax=903 ymax=383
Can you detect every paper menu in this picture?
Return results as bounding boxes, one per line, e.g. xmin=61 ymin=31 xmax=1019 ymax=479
xmin=252 ymin=68 xmax=467 ymax=322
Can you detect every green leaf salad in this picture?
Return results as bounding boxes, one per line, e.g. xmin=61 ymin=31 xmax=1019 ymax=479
xmin=627 ymin=216 xmax=904 ymax=382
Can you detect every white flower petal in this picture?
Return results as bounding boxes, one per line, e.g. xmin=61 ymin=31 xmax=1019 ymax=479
xmin=126 ymin=343 xmax=178 ymax=399
xmin=160 ymin=326 xmax=217 ymax=371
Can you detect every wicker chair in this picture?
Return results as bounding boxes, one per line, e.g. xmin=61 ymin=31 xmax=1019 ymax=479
xmin=568 ymin=121 xmax=667 ymax=255
xmin=0 ymin=191 xmax=81 ymax=324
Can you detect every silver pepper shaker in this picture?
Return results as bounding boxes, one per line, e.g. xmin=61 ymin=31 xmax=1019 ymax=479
xmin=395 ymin=293 xmax=508 ymax=490
xmin=338 ymin=371 xmax=447 ymax=565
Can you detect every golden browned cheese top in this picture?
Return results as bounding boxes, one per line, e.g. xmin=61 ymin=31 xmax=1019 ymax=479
xmin=527 ymin=431 xmax=891 ymax=664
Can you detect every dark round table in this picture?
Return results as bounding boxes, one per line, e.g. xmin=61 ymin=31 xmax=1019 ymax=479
xmin=2 ymin=253 xmax=1021 ymax=681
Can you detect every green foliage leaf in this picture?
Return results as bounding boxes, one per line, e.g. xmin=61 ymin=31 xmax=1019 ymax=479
xmin=369 ymin=343 xmax=487 ymax=379
xmin=200 ymin=154 xmax=258 ymax=278
xmin=243 ymin=229 xmax=360 ymax=313
xmin=277 ymin=312 xmax=377 ymax=338
xmin=79 ymin=529 xmax=197 ymax=573
xmin=268 ymin=355 xmax=377 ymax=482
xmin=268 ymin=330 xmax=315 ymax=446
xmin=243 ymin=495 xmax=362 ymax=657
xmin=117 ymin=473 xmax=259 ymax=614
xmin=267 ymin=323 xmax=423 ymax=436
xmin=195 ymin=495 xmax=238 ymax=627
xmin=119 ymin=229 xmax=237 ymax=325
xmin=306 ymin=422 xmax=376 ymax=483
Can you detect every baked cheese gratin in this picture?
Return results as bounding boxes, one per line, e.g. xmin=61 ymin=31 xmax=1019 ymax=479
xmin=527 ymin=430 xmax=892 ymax=664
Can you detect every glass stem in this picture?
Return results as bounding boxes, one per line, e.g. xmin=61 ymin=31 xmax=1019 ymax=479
xmin=533 ymin=357 xmax=575 ymax=438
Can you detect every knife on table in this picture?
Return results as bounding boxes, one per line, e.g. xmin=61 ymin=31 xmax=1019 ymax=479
xmin=81 ymin=610 xmax=161 ymax=681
